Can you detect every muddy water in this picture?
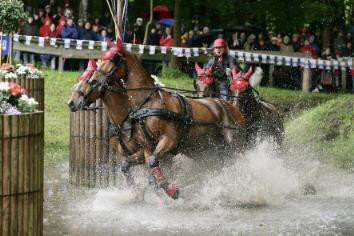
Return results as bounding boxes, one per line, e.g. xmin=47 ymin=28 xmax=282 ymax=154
xmin=44 ymin=141 xmax=354 ymax=235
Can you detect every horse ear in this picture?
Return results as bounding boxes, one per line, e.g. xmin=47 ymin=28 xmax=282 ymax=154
xmin=87 ymin=59 xmax=97 ymax=70
xmin=232 ymin=67 xmax=238 ymax=79
xmin=242 ymin=66 xmax=253 ymax=80
xmin=116 ymin=37 xmax=123 ymax=52
xmin=195 ymin=63 xmax=204 ymax=76
xmin=106 ymin=38 xmax=114 ymax=49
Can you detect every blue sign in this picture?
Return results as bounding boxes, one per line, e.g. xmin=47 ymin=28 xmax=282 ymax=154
xmin=1 ymin=35 xmax=10 ymax=56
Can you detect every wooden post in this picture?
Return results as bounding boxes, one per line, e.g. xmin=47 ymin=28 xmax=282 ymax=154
xmin=269 ymin=64 xmax=274 ymax=86
xmin=58 ymin=56 xmax=64 ymax=72
xmin=341 ymin=68 xmax=347 ymax=91
xmin=302 ymin=68 xmax=312 ymax=92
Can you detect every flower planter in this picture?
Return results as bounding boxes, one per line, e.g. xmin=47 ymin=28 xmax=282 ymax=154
xmin=70 ymin=100 xmax=118 ymax=187
xmin=0 ymin=77 xmax=44 ymax=111
xmin=0 ymin=111 xmax=44 ymax=235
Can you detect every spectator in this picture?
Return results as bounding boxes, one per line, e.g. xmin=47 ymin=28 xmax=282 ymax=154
xmin=93 ymin=17 xmax=101 ymax=28
xmin=79 ymin=22 xmax=96 ymax=40
xmin=148 ymin=27 xmax=160 ymax=46
xmin=64 ymin=3 xmax=73 ymax=19
xmin=33 ymin=11 xmax=42 ymax=28
xmin=100 ymin=12 xmax=111 ymax=26
xmin=298 ymin=39 xmax=315 ymax=56
xmin=292 ymin=33 xmax=301 ymax=52
xmin=106 ymin=25 xmax=116 ymax=41
xmin=52 ymin=6 xmax=63 ymax=24
xmin=60 ymin=18 xmax=78 ymax=39
xmin=237 ymin=32 xmax=247 ymax=49
xmin=39 ymin=19 xmax=52 ymax=37
xmin=280 ymin=35 xmax=294 ymax=53
xmin=45 ymin=5 xmax=53 ymax=19
xmin=38 ymin=9 xmax=46 ymax=24
xmin=278 ymin=35 xmax=294 ymax=88
xmin=20 ymin=16 xmax=39 ymax=64
xmin=159 ymin=26 xmax=174 ymax=47
xmin=309 ymin=35 xmax=320 ymax=57
xmin=99 ymin=29 xmax=109 ymax=42
xmin=92 ymin=25 xmax=100 ymax=41
xmin=333 ymin=31 xmax=346 ymax=57
xmin=40 ymin=23 xmax=59 ymax=69
xmin=343 ymin=41 xmax=353 ymax=57
xmin=228 ymin=32 xmax=241 ymax=50
xmin=56 ymin=20 xmax=66 ymax=36
xmin=345 ymin=32 xmax=353 ymax=44
xmin=132 ymin=17 xmax=144 ymax=44
xmin=243 ymin=34 xmax=256 ymax=50
xmin=317 ymin=47 xmax=335 ymax=92
xmin=253 ymin=38 xmax=268 ymax=51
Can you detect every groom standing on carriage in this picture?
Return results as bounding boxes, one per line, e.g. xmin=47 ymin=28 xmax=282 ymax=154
xmin=205 ymin=38 xmax=236 ymax=101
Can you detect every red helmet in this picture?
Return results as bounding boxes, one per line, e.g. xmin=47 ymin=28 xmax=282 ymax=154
xmin=213 ymin=38 xmax=227 ymax=48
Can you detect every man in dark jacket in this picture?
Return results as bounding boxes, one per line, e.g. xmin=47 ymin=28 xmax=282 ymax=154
xmin=60 ymin=18 xmax=78 ymax=39
xmin=205 ymin=38 xmax=236 ymax=101
xmin=20 ymin=16 xmax=39 ymax=64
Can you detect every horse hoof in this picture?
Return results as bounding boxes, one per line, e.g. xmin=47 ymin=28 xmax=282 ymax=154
xmin=165 ymin=184 xmax=179 ymax=200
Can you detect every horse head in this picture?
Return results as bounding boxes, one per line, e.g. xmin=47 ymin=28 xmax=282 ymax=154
xmin=68 ymin=59 xmax=97 ymax=112
xmin=194 ymin=62 xmax=215 ymax=97
xmin=229 ymin=66 xmax=253 ymax=106
xmin=70 ymin=39 xmax=129 ymax=110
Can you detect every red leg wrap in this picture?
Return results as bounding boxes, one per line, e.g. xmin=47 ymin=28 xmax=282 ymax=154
xmin=150 ymin=167 xmax=167 ymax=187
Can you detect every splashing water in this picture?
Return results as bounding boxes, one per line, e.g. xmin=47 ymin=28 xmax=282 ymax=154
xmin=44 ymin=140 xmax=354 ymax=235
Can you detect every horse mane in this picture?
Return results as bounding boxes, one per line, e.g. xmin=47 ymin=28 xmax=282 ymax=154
xmin=124 ymin=50 xmax=155 ymax=86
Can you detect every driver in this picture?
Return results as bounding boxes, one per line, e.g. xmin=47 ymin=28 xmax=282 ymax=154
xmin=205 ymin=38 xmax=236 ymax=101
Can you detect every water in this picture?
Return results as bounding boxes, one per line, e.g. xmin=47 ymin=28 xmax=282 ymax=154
xmin=44 ymin=141 xmax=354 ymax=235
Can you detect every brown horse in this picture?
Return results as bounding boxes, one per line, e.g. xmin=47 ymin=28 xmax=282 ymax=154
xmin=229 ymin=67 xmax=284 ymax=145
xmin=68 ymin=44 xmax=246 ymax=200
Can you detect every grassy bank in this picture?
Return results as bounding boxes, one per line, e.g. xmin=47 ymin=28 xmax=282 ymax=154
xmin=43 ymin=68 xmax=346 ymax=167
xmin=285 ymin=96 xmax=354 ymax=170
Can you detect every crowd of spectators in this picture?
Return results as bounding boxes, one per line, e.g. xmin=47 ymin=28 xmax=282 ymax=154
xmin=8 ymin=2 xmax=354 ymax=91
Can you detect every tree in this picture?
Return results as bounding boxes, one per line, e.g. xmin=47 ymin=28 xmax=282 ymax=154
xmin=0 ymin=0 xmax=27 ymax=65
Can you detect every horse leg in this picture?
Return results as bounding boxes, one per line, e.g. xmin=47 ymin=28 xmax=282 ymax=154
xmin=145 ymin=135 xmax=179 ymax=199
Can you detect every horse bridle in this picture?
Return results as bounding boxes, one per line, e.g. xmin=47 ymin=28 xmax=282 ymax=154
xmin=81 ymin=53 xmax=129 ymax=107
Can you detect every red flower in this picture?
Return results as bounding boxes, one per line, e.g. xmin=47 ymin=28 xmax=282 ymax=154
xmin=8 ymin=82 xmax=25 ymax=96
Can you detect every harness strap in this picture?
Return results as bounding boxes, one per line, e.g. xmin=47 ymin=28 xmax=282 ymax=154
xmin=173 ymin=93 xmax=192 ymax=147
xmin=109 ymin=121 xmax=133 ymax=156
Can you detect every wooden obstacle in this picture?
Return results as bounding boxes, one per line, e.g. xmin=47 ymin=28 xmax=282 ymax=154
xmin=70 ymin=100 xmax=118 ymax=187
xmin=0 ymin=111 xmax=44 ymax=235
xmin=0 ymin=77 xmax=45 ymax=111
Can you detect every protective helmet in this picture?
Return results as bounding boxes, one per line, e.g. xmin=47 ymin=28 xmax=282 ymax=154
xmin=213 ymin=38 xmax=227 ymax=48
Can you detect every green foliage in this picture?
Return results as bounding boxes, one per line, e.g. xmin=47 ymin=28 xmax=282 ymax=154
xmin=0 ymin=0 xmax=27 ymax=33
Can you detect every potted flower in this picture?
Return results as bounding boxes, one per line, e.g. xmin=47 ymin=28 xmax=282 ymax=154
xmin=0 ymin=81 xmax=38 ymax=114
xmin=0 ymin=63 xmax=44 ymax=110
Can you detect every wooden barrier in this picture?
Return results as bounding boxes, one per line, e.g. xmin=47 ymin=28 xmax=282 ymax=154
xmin=0 ymin=77 xmax=45 ymax=111
xmin=69 ymin=100 xmax=118 ymax=187
xmin=0 ymin=111 xmax=44 ymax=235
xmin=0 ymin=192 xmax=43 ymax=236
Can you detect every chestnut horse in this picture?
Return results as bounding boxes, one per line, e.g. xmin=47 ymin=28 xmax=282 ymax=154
xmin=68 ymin=44 xmax=246 ymax=200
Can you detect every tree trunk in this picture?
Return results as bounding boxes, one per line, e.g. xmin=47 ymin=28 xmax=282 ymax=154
xmin=79 ymin=0 xmax=89 ymax=21
xmin=170 ymin=0 xmax=181 ymax=69
xmin=322 ymin=24 xmax=331 ymax=51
